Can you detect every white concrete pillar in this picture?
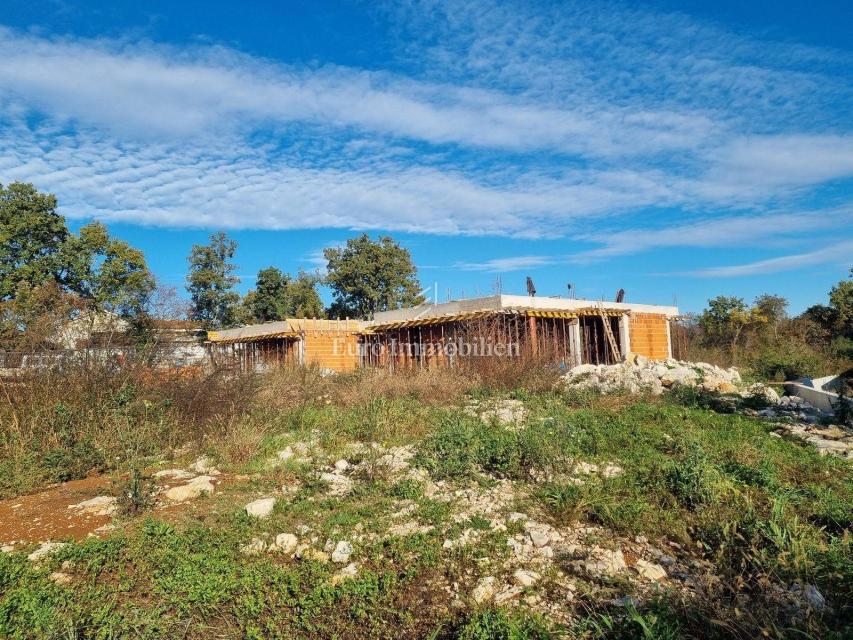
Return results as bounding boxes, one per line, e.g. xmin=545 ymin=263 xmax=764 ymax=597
xmin=665 ymin=319 xmax=673 ymax=359
xmin=569 ymin=319 xmax=582 ymax=366
xmin=619 ymin=314 xmax=631 ymax=359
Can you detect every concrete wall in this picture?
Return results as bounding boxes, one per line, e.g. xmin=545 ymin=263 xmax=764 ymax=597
xmin=372 ymin=294 xmax=678 ymax=324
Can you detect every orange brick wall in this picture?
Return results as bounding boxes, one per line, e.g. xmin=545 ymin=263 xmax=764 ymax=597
xmin=629 ymin=313 xmax=670 ymax=360
xmin=302 ymin=331 xmax=360 ymax=372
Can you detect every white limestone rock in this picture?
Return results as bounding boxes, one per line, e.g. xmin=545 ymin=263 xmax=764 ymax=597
xmin=68 ymin=495 xmax=117 ymax=516
xmin=331 ymin=540 xmax=353 ymax=564
xmin=245 ymin=497 xmax=276 ymax=519
xmin=164 ymin=475 xmax=215 ymax=502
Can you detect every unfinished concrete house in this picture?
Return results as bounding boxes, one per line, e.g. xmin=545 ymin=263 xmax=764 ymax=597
xmin=207 ymin=319 xmax=364 ymax=372
xmin=206 ymin=295 xmax=677 ymax=373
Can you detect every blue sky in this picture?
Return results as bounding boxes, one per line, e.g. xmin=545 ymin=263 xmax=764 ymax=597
xmin=1 ymin=0 xmax=852 ymax=314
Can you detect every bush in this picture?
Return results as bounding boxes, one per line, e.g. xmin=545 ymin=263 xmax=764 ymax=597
xmin=416 ymin=411 xmax=559 ymax=481
xmin=747 ymin=339 xmax=825 ymax=381
xmin=666 ymin=444 xmax=722 ymax=510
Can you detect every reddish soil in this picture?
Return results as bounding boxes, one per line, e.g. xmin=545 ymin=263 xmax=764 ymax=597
xmin=0 ymin=472 xmax=236 ymax=547
xmin=0 ymin=475 xmax=116 ymax=545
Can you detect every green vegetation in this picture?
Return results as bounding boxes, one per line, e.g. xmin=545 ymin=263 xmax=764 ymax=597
xmin=1 ymin=182 xmax=851 ymax=638
xmin=186 ymin=231 xmax=241 ymax=329
xmin=0 ymin=182 xmax=154 ymax=349
xmin=324 ymin=233 xmax=425 ymax=319
xmin=237 ymin=267 xmax=325 ymax=323
xmin=683 ymin=274 xmax=853 ymax=379
xmin=1 ymin=364 xmax=851 ymax=639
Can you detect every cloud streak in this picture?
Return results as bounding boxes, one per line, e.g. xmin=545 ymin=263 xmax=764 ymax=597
xmin=686 ymin=240 xmax=853 ymax=277
xmin=0 ymin=0 xmax=852 ymax=251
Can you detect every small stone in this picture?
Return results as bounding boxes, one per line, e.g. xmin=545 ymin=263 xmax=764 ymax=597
xmin=331 ymin=540 xmax=353 ymax=564
xmin=298 ymin=547 xmax=330 ymax=563
xmin=245 ymin=497 xmax=276 ymax=519
xmin=513 ymin=569 xmax=540 ymax=587
xmin=506 ymin=512 xmax=527 ymax=523
xmin=334 ymin=459 xmax=350 ymax=472
xmin=494 ymin=585 xmax=524 ymax=605
xmin=472 ymin=576 xmax=496 ymax=604
xmin=277 ymin=447 xmax=294 ymax=461
xmin=331 ymin=562 xmax=359 ymax=585
xmin=164 ymin=476 xmax=214 ymax=502
xmin=68 ymin=495 xmax=117 ymax=516
xmin=528 ymin=530 xmax=550 ymax=548
xmin=803 ymin=584 xmax=825 ymax=611
xmin=585 ymin=547 xmax=627 ymax=577
xmin=27 ymin=542 xmax=68 ymax=563
xmin=634 ymin=559 xmax=667 ymax=581
xmin=574 ymin=461 xmax=599 ymax=474
xmin=319 ymin=472 xmax=353 ymax=496
xmin=49 ymin=571 xmax=73 ymax=586
xmin=271 ymin=533 xmax=298 ymax=554
xmin=153 ymin=469 xmax=194 ymax=480
xmin=190 ymin=455 xmax=218 ymax=474
xmin=240 ymin=538 xmax=267 ymax=555
xmin=601 ymin=464 xmax=623 ymax=478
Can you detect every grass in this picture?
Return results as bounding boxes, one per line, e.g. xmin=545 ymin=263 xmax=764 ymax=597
xmin=1 ymin=364 xmax=852 ymax=638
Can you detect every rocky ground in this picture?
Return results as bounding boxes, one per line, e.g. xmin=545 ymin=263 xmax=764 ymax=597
xmin=1 ymin=364 xmax=850 ymax=639
xmin=560 ymin=357 xmax=853 ymax=459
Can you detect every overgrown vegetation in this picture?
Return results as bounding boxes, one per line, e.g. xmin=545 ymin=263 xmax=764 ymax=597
xmin=1 ymin=364 xmax=851 ymax=639
xmin=677 ymin=274 xmax=853 ymax=379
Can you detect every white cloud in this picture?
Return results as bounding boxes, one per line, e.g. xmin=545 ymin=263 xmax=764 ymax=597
xmin=0 ymin=27 xmax=716 ymax=158
xmin=454 ymin=255 xmax=558 ymax=272
xmin=686 ymin=240 xmax=853 ymax=277
xmin=576 ymin=208 xmax=853 ymax=260
xmin=695 ymin=135 xmax=853 ymax=200
xmin=0 ymin=0 xmax=852 ymax=243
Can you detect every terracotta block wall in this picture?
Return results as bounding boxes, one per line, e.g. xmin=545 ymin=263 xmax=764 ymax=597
xmin=302 ymin=331 xmax=360 ymax=372
xmin=629 ymin=313 xmax=670 ymax=360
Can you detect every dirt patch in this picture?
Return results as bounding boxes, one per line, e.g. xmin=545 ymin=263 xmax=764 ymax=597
xmin=0 ymin=471 xmax=236 ymax=547
xmin=0 ymin=475 xmax=116 ymax=545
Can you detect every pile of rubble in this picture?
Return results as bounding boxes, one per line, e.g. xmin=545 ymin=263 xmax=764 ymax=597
xmin=560 ymin=356 xmax=744 ymax=396
xmin=560 ymin=357 xmax=852 ymax=459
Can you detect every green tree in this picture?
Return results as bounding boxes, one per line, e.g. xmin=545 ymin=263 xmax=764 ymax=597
xmin=238 ymin=268 xmax=324 ymax=323
xmin=324 ymin=234 xmax=424 ymax=318
xmin=753 ymin=294 xmax=788 ymax=339
xmin=698 ymin=296 xmax=767 ymax=351
xmin=0 ymin=183 xmax=155 ymax=348
xmin=0 ymin=182 xmax=69 ymax=299
xmin=251 ymin=267 xmax=290 ymax=322
xmin=187 ymin=232 xmax=240 ymax=329
xmin=829 ymin=267 xmax=853 ymax=336
xmin=286 ymin=270 xmax=324 ymax=318
xmin=62 ymin=222 xmax=154 ymax=317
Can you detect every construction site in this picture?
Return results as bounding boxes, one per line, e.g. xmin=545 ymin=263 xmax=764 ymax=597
xmin=206 ymin=294 xmax=678 ymax=373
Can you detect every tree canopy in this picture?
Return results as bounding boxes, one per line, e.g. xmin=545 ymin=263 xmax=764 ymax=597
xmin=238 ymin=268 xmax=324 ymax=323
xmin=0 ymin=183 xmax=155 ymax=348
xmin=187 ymin=232 xmax=240 ymax=329
xmin=698 ymin=295 xmax=767 ymax=351
xmin=324 ymin=234 xmax=424 ymax=319
xmin=252 ymin=267 xmax=290 ymax=322
xmin=0 ymin=182 xmax=69 ymax=299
